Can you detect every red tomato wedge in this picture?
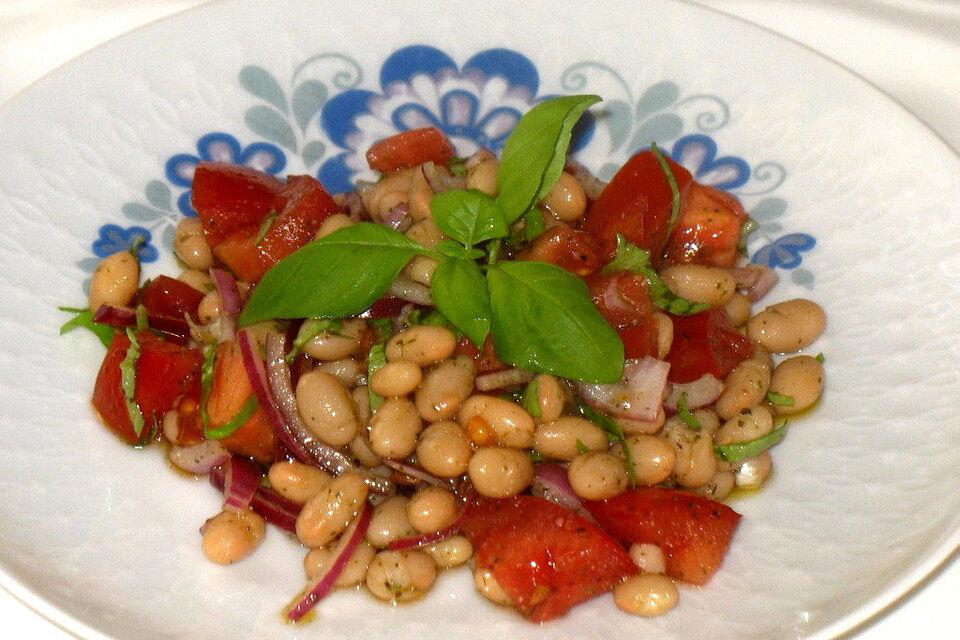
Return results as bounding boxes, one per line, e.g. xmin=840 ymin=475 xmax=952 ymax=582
xmin=517 ymin=226 xmax=600 ymax=277
xmin=454 ymin=335 xmax=506 ymax=375
xmin=191 ymin=162 xmax=285 ymax=245
xmin=663 ymin=182 xmax=747 ymax=268
xmin=584 ymin=487 xmax=742 ymax=585
xmin=206 ymin=340 xmax=278 ymax=463
xmin=665 ymin=308 xmax=753 ymax=384
xmin=139 ymin=275 xmax=205 ymax=323
xmin=459 ymin=494 xmax=637 ymax=622
xmin=365 ymin=127 xmax=456 ymax=173
xmin=582 ymin=150 xmax=693 ymax=265
xmin=588 ymin=271 xmax=659 ymax=360
xmin=92 ymin=332 xmax=202 ymax=445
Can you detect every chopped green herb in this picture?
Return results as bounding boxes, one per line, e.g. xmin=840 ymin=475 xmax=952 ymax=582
xmin=58 ymin=306 xmax=116 ymax=348
xmin=523 ymin=207 xmax=545 ymax=241
xmin=199 ymin=344 xmax=217 ymax=429
xmin=714 ymin=423 xmax=787 ymax=463
xmin=129 ymin=236 xmax=146 ymax=259
xmin=604 ymin=234 xmax=709 ymax=316
xmin=738 ymin=217 xmax=758 ymax=253
xmin=368 ymin=317 xmax=393 ymax=342
xmin=135 ymin=304 xmax=149 ymax=331
xmin=816 ymin=353 xmax=825 ymax=364
xmin=528 ymin=450 xmax=545 ymax=462
xmin=286 ymin=318 xmax=343 ymax=363
xmin=575 ymin=439 xmax=591 ymax=455
xmin=577 ymin=400 xmax=637 ymax=487
xmin=120 ymin=328 xmax=146 ymax=438
xmin=205 ymin=396 xmax=259 ymax=440
xmin=650 ymin=142 xmax=681 ymax=237
xmin=677 ymin=392 xmax=702 ymax=431
xmin=254 ymin=211 xmax=278 ymax=246
xmin=367 ymin=343 xmax=388 ymax=411
xmin=486 ymin=238 xmax=502 ymax=265
xmin=520 ymin=378 xmax=542 ymax=418
xmin=766 ymin=391 xmax=796 ymax=406
xmin=447 ymin=156 xmax=468 ymax=177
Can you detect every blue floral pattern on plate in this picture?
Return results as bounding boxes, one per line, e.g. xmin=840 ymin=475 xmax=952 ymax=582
xmin=86 ymin=45 xmax=817 ymax=290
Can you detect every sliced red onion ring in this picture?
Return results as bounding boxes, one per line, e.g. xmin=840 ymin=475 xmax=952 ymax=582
xmin=285 ymin=502 xmax=372 ymax=622
xmin=747 ymin=266 xmax=779 ymax=302
xmin=381 ymin=458 xmax=447 ymax=488
xmin=729 ymin=264 xmax=779 ymax=302
xmin=222 ymin=455 xmax=264 ymax=512
xmin=210 ymin=464 xmax=301 ymax=533
xmin=168 ymin=440 xmax=230 ymax=475
xmin=262 ymin=332 xmax=392 ymax=495
xmin=474 ymin=368 xmax=534 ymax=392
xmin=531 ymin=462 xmax=591 ymax=518
xmin=383 ymin=203 xmax=412 ymax=233
xmin=388 ymin=524 xmax=459 ymax=551
xmin=664 ymin=374 xmax=724 ymax=411
xmin=387 ymin=276 xmax=433 ymax=305
xmin=93 ymin=305 xmax=190 ymax=343
xmin=729 ymin=265 xmax=762 ymax=289
xmin=210 ymin=268 xmax=241 ymax=341
xmin=577 ymin=357 xmax=670 ymax=422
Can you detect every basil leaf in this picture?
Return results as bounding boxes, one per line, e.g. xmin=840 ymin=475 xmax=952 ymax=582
xmin=205 ymin=396 xmax=259 ymax=440
xmin=815 ymin=352 xmax=825 ymax=364
xmin=199 ymin=344 xmax=217 ymax=430
xmin=487 ymin=260 xmax=624 ymax=383
xmin=650 ymin=142 xmax=681 ymax=237
xmin=766 ymin=391 xmax=796 ymax=406
xmin=286 ymin=318 xmax=343 ymax=363
xmin=240 ymin=223 xmax=425 ymax=325
xmin=520 ymin=378 xmax=541 ymax=418
xmin=58 ymin=306 xmax=116 ymax=348
xmin=714 ymin=424 xmax=788 ymax=463
xmin=577 ymin=400 xmax=636 ymax=486
xmin=575 ymin=439 xmax=591 ymax=455
xmin=738 ymin=216 xmax=758 ymax=253
xmin=367 ymin=343 xmax=387 ymax=411
xmin=604 ymin=234 xmax=709 ymax=316
xmin=435 ymin=239 xmax=484 ymax=261
xmin=430 ymin=258 xmax=491 ymax=348
xmin=120 ymin=328 xmax=146 ymax=438
xmin=497 ymin=94 xmax=601 ymax=224
xmin=523 ymin=207 xmax=545 ymax=241
xmin=255 ymin=211 xmax=278 ymax=246
xmin=677 ymin=392 xmax=702 ymax=431
xmin=430 ymin=190 xmax=509 ymax=246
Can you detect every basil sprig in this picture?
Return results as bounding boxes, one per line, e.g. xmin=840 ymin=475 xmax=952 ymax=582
xmin=58 ymin=306 xmax=116 ymax=348
xmin=714 ymin=423 xmax=788 ymax=463
xmin=205 ymin=396 xmax=259 ymax=440
xmin=199 ymin=344 xmax=217 ymax=430
xmin=677 ymin=392 xmax=702 ymax=431
xmin=120 ymin=328 xmax=146 ymax=438
xmin=367 ymin=343 xmax=388 ymax=411
xmin=650 ymin=142 xmax=681 ymax=238
xmin=239 ymin=95 xmax=624 ymax=384
xmin=577 ymin=400 xmax=637 ymax=486
xmin=605 ymin=234 xmax=709 ymax=315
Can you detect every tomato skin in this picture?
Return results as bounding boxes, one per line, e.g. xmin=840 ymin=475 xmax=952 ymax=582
xmin=460 ymin=494 xmax=637 ymax=622
xmin=584 ymin=487 xmax=742 ymax=585
xmin=365 ymin=127 xmax=456 ymax=173
xmin=206 ymin=340 xmax=278 ymax=463
xmin=617 ymin=318 xmax=661 ymax=360
xmin=259 ymin=175 xmax=338 ymax=265
xmin=665 ymin=308 xmax=753 ymax=384
xmin=517 ymin=226 xmax=600 ymax=277
xmin=664 ymin=183 xmax=747 ymax=268
xmin=139 ymin=275 xmax=205 ymax=323
xmin=455 ymin=335 xmax=505 ymax=374
xmin=582 ymin=150 xmax=693 ymax=265
xmin=587 ymin=272 xmax=660 ymax=359
xmin=92 ymin=332 xmax=202 ymax=445
xmin=192 ymin=162 xmax=285 ymax=245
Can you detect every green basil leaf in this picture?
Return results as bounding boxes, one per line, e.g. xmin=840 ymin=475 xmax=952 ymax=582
xmin=430 ymin=190 xmax=509 ymax=246
xmin=120 ymin=328 xmax=146 ymax=437
xmin=240 ymin=223 xmax=425 ymax=325
xmin=430 ymin=258 xmax=491 ymax=348
xmin=577 ymin=400 xmax=636 ymax=486
xmin=677 ymin=392 xmax=702 ymax=431
xmin=58 ymin=306 xmax=116 ymax=348
xmin=604 ymin=234 xmax=709 ymax=316
xmin=520 ymin=378 xmax=541 ymax=417
xmin=575 ymin=439 xmax=591 ymax=454
xmin=497 ymin=94 xmax=601 ymax=224
xmin=523 ymin=207 xmax=546 ymax=241
xmin=650 ymin=142 xmax=681 ymax=237
xmin=199 ymin=344 xmax=217 ymax=430
xmin=286 ymin=318 xmax=343 ymax=363
xmin=714 ymin=424 xmax=788 ymax=463
xmin=815 ymin=352 xmax=825 ymax=364
xmin=435 ymin=239 xmax=485 ymax=261
xmin=766 ymin=391 xmax=796 ymax=406
xmin=205 ymin=396 xmax=259 ymax=440
xmin=487 ymin=260 xmax=623 ymax=383
xmin=367 ymin=343 xmax=387 ymax=411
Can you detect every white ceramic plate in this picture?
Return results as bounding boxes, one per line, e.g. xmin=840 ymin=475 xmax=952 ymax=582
xmin=0 ymin=1 xmax=958 ymax=639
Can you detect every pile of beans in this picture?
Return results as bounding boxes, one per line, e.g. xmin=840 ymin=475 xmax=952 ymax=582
xmin=88 ymin=154 xmax=826 ymax=620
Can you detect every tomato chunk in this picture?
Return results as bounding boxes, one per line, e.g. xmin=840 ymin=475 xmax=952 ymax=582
xmin=454 ymin=335 xmax=505 ymax=375
xmin=582 ymin=150 xmax=693 ymax=265
xmin=460 ymin=494 xmax=637 ymax=622
xmin=192 ymin=162 xmax=285 ymax=245
xmin=139 ymin=275 xmax=204 ymax=323
xmin=365 ymin=127 xmax=455 ymax=173
xmin=665 ymin=308 xmax=753 ymax=384
xmin=206 ymin=340 xmax=278 ymax=462
xmin=584 ymin=487 xmax=741 ymax=585
xmin=518 ymin=226 xmax=600 ymax=277
xmin=663 ymin=183 xmax=747 ymax=268
xmin=587 ymin=272 xmax=659 ymax=360
xmin=92 ymin=332 xmax=202 ymax=444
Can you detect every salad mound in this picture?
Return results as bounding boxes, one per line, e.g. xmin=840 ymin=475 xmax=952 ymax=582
xmin=64 ymin=94 xmax=826 ymax=623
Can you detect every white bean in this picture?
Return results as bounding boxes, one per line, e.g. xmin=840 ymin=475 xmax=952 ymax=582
xmin=365 ymin=550 xmax=436 ymax=602
xmin=88 ymin=250 xmax=139 ymax=311
xmin=368 ymin=398 xmax=422 ymax=459
xmin=468 ymin=447 xmax=534 ymax=498
xmin=459 ymin=395 xmax=535 ymax=449
xmin=386 ymin=325 xmax=457 ymax=366
xmin=295 ymin=472 xmax=368 ymax=548
xmin=768 ymin=355 xmax=824 ymax=414
xmin=614 ymin=574 xmax=678 ymax=617
xmin=660 ymin=264 xmax=736 ymax=306
xmin=415 ymin=356 xmax=475 ymax=421
xmin=202 ymin=509 xmax=265 ymax=565
xmin=747 ymin=298 xmax=826 ymax=353
xmin=295 ymin=370 xmax=359 ymax=447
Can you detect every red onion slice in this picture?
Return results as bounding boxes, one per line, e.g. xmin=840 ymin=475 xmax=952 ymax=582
xmin=474 ymin=368 xmax=534 ymax=392
xmin=222 ymin=455 xmax=263 ymax=512
xmin=381 ymin=458 xmax=446 ymax=488
xmin=210 ymin=268 xmax=241 ymax=341
xmin=285 ymin=502 xmax=372 ymax=622
xmin=93 ymin=305 xmax=190 ymax=343
xmin=388 ymin=524 xmax=459 ymax=551
xmin=168 ymin=440 xmax=230 ymax=475
xmin=531 ymin=462 xmax=591 ymax=518
xmin=577 ymin=357 xmax=670 ymax=422
xmin=210 ymin=464 xmax=301 ymax=533
xmin=747 ymin=266 xmax=779 ymax=302
xmin=383 ymin=203 xmax=412 ymax=233
xmin=664 ymin=374 xmax=724 ymax=411
xmin=263 ymin=332 xmax=392 ymax=495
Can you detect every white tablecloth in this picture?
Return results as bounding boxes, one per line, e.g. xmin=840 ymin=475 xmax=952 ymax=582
xmin=1 ymin=1 xmax=957 ymax=638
